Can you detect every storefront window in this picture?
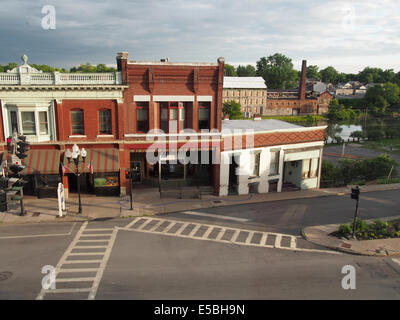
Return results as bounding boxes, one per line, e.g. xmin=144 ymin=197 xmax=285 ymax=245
xmin=198 ymin=102 xmax=210 ymax=130
xmin=160 ymin=102 xmax=186 ymax=133
xmin=39 ymin=111 xmax=49 ymax=135
xmin=99 ymin=109 xmax=112 ymax=134
xmin=21 ymin=111 xmax=36 ymax=135
xmin=250 ymin=152 xmax=261 ymax=178
xmin=71 ymin=110 xmax=84 ymax=135
xmin=136 ymin=102 xmax=149 ymax=133
xmin=270 ymin=151 xmax=280 ymax=176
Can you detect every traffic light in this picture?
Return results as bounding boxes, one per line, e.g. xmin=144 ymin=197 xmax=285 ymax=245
xmin=16 ymin=135 xmax=30 ymax=159
xmin=6 ymin=136 xmax=14 ymax=154
xmin=351 ymin=186 xmax=360 ymax=200
xmin=125 ymin=169 xmax=132 ymax=179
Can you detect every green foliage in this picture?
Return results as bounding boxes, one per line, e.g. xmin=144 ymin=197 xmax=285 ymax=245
xmin=322 ymin=154 xmax=398 ymax=184
xmin=327 ymin=99 xmax=356 ymax=121
xmin=236 ymin=64 xmax=256 ymax=77
xmin=377 ymin=177 xmax=400 ymax=184
xmin=350 ymin=131 xmax=363 ymax=140
xmin=338 ymin=224 xmax=352 ymax=235
xmin=363 ymin=83 xmax=400 ymax=116
xmin=224 ymin=64 xmax=237 ymax=76
xmin=69 ymin=63 xmax=116 ymax=73
xmin=223 ymin=100 xmax=242 ymax=119
xmin=256 ymin=53 xmax=299 ymax=89
xmin=320 ymin=66 xmax=340 ymax=84
xmin=306 ymin=65 xmax=320 ymax=80
xmin=334 ymin=218 xmax=400 ymax=240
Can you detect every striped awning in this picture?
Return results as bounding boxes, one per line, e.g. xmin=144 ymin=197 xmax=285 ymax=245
xmin=22 ymin=149 xmax=61 ymax=175
xmin=63 ymin=148 xmax=119 ymax=173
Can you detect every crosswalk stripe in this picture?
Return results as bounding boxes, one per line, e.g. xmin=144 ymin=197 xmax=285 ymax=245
xmin=77 ymin=240 xmax=109 ymax=243
xmin=73 ymin=246 xmax=108 ymax=249
xmin=175 ymin=222 xmax=190 ymax=235
xmin=56 ymin=277 xmax=96 ymax=283
xmin=245 ymin=231 xmax=254 ymax=244
xmin=62 ymin=260 xmax=103 ymax=264
xmin=188 ymin=224 xmax=201 ymax=237
xmin=148 ymin=220 xmax=164 ymax=232
xmin=136 ymin=219 xmax=153 ymax=231
xmin=260 ymin=233 xmax=268 ymax=246
xmin=215 ymin=228 xmax=226 ymax=241
xmin=58 ymin=268 xmax=99 ymax=273
xmin=163 ymin=221 xmax=178 ymax=233
xmin=124 ymin=217 xmax=142 ymax=229
xmin=290 ymin=237 xmax=297 ymax=249
xmin=274 ymin=235 xmax=282 ymax=248
xmin=202 ymin=226 xmax=214 ymax=239
xmin=68 ymin=252 xmax=106 ymax=256
xmin=83 ymin=228 xmax=114 ymax=232
xmin=44 ymin=288 xmax=91 ymax=294
xmin=230 ymin=230 xmax=241 ymax=242
xmin=79 ymin=234 xmax=111 ymax=237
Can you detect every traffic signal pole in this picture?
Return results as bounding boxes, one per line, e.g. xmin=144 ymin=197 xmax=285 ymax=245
xmin=351 ymin=186 xmax=360 ymax=239
xmin=352 ymin=196 xmax=359 ymax=239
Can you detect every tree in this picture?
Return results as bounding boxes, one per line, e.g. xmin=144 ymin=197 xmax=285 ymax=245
xmin=363 ymin=83 xmax=400 ymax=115
xmin=327 ymin=99 xmax=356 ymax=121
xmin=320 ymin=66 xmax=340 ymax=84
xmin=256 ymin=53 xmax=299 ymax=89
xmin=224 ymin=64 xmax=237 ymax=76
xmin=236 ymin=64 xmax=256 ymax=77
xmin=306 ymin=65 xmax=320 ymax=80
xmin=223 ymin=100 xmax=242 ymax=119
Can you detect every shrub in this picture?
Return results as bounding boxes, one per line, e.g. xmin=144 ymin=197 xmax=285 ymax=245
xmin=338 ymin=224 xmax=352 ymax=236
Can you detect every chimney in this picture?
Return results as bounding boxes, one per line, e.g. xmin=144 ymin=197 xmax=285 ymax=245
xmin=116 ymin=52 xmax=129 ymax=71
xmin=299 ymin=60 xmax=307 ymax=100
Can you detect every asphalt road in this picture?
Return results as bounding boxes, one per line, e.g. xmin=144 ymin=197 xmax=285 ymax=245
xmin=0 ymin=190 xmax=400 ymax=300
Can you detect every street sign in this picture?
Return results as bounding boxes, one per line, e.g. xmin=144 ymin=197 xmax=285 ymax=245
xmin=57 ymin=183 xmax=66 ymax=217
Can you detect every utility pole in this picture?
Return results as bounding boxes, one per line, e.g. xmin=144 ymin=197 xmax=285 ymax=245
xmin=351 ymin=186 xmax=360 ymax=238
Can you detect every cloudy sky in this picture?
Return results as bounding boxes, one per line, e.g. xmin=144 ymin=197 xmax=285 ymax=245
xmin=1 ymin=0 xmax=399 ymax=73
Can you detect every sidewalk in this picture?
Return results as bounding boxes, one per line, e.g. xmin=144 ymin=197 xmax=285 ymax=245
xmin=302 ymin=215 xmax=400 ymax=257
xmin=1 ymin=183 xmax=400 ymax=225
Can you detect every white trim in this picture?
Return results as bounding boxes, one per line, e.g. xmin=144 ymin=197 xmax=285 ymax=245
xmin=96 ymin=134 xmax=114 ymax=138
xmin=124 ymin=132 xmax=221 ymax=138
xmin=197 ymin=95 xmax=213 ymax=102
xmin=133 ymin=95 xmax=151 ymax=102
xmin=69 ymin=135 xmax=87 ymax=138
xmin=221 ymin=125 xmax=327 ymax=137
xmin=153 ymin=95 xmax=194 ymax=102
xmin=128 ymin=61 xmax=218 ymax=67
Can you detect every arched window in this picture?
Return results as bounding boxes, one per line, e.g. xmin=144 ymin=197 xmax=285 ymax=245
xmin=71 ymin=109 xmax=84 ymax=135
xmin=99 ymin=109 xmax=112 ymax=134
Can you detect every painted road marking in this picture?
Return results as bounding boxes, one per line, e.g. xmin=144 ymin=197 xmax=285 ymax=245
xmin=36 ymin=221 xmax=118 ymax=300
xmin=0 ymin=223 xmax=77 ymax=240
xmin=392 ymin=258 xmax=400 ymax=267
xmin=181 ymin=211 xmax=250 ymax=222
xmin=120 ymin=217 xmax=341 ymax=255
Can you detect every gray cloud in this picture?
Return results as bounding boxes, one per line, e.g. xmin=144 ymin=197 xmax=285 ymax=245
xmin=0 ymin=0 xmax=399 ymax=73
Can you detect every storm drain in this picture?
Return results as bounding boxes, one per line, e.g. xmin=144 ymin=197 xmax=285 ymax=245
xmin=0 ymin=271 xmax=12 ymax=281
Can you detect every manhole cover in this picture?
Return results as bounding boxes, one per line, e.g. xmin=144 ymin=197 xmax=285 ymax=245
xmin=0 ymin=272 xmax=12 ymax=281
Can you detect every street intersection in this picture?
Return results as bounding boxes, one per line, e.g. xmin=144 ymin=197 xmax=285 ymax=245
xmin=1 ymin=189 xmax=400 ymax=299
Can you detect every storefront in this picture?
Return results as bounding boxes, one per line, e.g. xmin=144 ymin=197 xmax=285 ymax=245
xmin=62 ymin=148 xmax=120 ymax=197
xmin=20 ymin=148 xmax=61 ymax=198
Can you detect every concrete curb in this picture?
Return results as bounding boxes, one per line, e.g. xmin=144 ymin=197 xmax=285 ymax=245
xmin=301 ymin=216 xmax=400 ymax=257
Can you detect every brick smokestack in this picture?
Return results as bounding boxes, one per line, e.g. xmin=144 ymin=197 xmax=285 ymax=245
xmin=299 ymin=60 xmax=307 ymax=100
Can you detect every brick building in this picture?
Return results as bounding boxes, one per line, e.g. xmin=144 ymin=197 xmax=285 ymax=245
xmin=222 ymin=77 xmax=267 ymax=117
xmin=263 ymin=60 xmax=321 ymax=116
xmin=0 ymin=53 xmax=326 ymax=199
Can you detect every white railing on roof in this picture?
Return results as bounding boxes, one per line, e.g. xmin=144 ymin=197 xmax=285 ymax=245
xmin=0 ymin=72 xmax=123 ymax=85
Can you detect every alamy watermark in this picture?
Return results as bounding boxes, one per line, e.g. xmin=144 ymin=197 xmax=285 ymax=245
xmin=41 ymin=5 xmax=56 ymax=30
xmin=341 ymin=265 xmax=356 ymax=290
xmin=41 ymin=265 xmax=56 ymax=290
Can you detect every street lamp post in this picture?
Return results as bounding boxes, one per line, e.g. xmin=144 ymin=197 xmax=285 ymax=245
xmin=65 ymin=144 xmax=87 ymax=214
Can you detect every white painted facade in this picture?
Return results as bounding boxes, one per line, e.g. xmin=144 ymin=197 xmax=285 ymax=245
xmin=219 ymin=141 xmax=324 ymax=196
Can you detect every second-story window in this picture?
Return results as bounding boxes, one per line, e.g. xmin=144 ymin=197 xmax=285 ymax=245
xmin=198 ymin=102 xmax=210 ymax=130
xmin=71 ymin=109 xmax=84 ymax=135
xmin=136 ymin=102 xmax=149 ymax=133
xmin=99 ymin=109 xmax=112 ymax=134
xmin=21 ymin=111 xmax=36 ymax=135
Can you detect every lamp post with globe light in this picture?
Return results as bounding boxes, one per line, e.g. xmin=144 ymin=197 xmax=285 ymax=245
xmin=65 ymin=144 xmax=87 ymax=214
